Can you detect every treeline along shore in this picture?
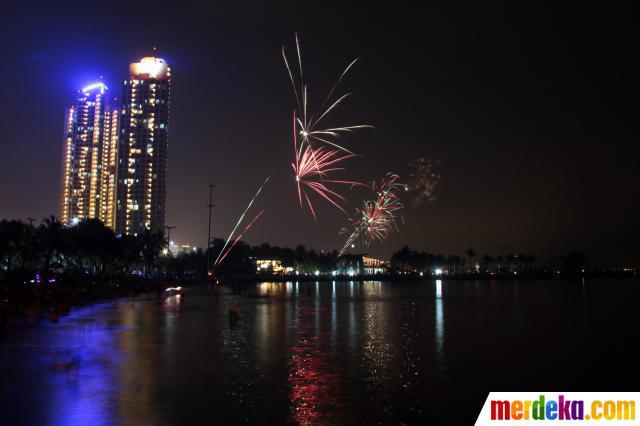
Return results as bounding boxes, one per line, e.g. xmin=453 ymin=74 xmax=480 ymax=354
xmin=1 ymin=216 xmax=636 ymax=333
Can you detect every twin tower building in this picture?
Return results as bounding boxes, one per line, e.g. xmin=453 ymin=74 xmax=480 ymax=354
xmin=59 ymin=56 xmax=171 ymax=236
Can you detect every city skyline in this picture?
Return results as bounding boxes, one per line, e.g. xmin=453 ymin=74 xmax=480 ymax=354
xmin=58 ymin=56 xmax=171 ymax=236
xmin=0 ymin=3 xmax=637 ymax=266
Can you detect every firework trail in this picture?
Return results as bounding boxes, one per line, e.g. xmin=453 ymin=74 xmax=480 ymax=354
xmin=406 ymin=157 xmax=442 ymax=206
xmin=212 ymin=170 xmax=274 ymax=269
xmin=283 ymin=33 xmax=372 ymax=156
xmin=214 ymin=209 xmax=266 ymax=269
xmin=339 ymin=173 xmax=405 ymax=255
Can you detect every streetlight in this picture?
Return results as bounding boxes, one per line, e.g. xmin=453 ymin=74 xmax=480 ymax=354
xmin=206 ymin=184 xmax=216 ymax=276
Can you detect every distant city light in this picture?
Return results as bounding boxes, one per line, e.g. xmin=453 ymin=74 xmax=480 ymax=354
xmin=71 ymin=217 xmax=80 ymax=226
xmin=434 ymin=268 xmax=443 ymax=276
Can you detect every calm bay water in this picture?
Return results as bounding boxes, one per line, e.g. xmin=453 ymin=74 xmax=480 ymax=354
xmin=1 ymin=279 xmax=639 ymax=425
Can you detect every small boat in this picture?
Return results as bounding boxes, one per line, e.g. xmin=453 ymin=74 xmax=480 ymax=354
xmin=164 ymin=286 xmax=185 ymax=297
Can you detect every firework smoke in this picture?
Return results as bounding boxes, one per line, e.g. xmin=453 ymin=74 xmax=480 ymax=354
xmin=406 ymin=157 xmax=442 ymax=206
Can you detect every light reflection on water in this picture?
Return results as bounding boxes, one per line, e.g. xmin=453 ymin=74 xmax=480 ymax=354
xmin=435 ymin=279 xmax=445 ymax=376
xmin=1 ymin=279 xmax=640 ymax=425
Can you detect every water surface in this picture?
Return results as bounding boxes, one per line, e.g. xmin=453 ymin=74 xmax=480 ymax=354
xmin=1 ymin=279 xmax=638 ymax=425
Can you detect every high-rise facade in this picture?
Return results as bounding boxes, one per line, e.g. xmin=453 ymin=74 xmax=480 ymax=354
xmin=115 ymin=57 xmax=171 ymax=236
xmin=59 ymin=57 xmax=171 ymax=235
xmin=59 ymin=83 xmax=119 ymax=228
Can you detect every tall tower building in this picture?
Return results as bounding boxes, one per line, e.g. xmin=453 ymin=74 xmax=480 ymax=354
xmin=59 ymin=82 xmax=119 ymax=228
xmin=115 ymin=57 xmax=171 ymax=236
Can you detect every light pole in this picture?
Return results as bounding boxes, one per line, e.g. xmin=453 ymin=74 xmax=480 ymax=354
xmin=206 ymin=184 xmax=215 ymax=276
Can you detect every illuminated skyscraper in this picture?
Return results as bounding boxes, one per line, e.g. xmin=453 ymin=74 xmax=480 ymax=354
xmin=115 ymin=57 xmax=171 ymax=236
xmin=59 ymin=82 xmax=119 ymax=228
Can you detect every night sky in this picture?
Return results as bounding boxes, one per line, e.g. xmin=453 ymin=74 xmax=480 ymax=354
xmin=0 ymin=2 xmax=637 ymax=266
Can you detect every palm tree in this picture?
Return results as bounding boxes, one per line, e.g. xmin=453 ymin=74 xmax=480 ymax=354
xmin=503 ymin=254 xmax=515 ymax=272
xmin=140 ymin=230 xmax=165 ymax=276
xmin=466 ymin=248 xmax=477 ymax=272
xmin=73 ymin=219 xmax=119 ymax=275
xmin=119 ymin=234 xmax=142 ymax=274
xmin=526 ymin=254 xmax=537 ymax=271
xmin=37 ymin=215 xmax=65 ymax=276
xmin=0 ymin=219 xmax=27 ymax=274
xmin=294 ymin=244 xmax=308 ymax=272
xmin=482 ymin=254 xmax=493 ymax=272
xmin=447 ymin=254 xmax=463 ymax=275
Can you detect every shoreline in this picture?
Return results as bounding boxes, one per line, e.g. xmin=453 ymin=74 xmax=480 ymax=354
xmin=220 ymin=269 xmax=637 ymax=283
xmin=2 ymin=270 xmax=637 ymax=334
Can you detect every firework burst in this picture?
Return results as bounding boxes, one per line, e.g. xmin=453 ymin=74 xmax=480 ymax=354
xmin=283 ymin=33 xmax=371 ymax=217
xmin=339 ymin=173 xmax=405 ymax=255
xmin=283 ymin=33 xmax=372 ymax=155
xmin=291 ymin=112 xmax=360 ymax=220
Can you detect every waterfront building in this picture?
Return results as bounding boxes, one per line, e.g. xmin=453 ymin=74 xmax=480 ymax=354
xmin=59 ymin=82 xmax=119 ymax=228
xmin=255 ymin=259 xmax=294 ymax=275
xmin=362 ymin=255 xmax=388 ymax=275
xmin=337 ymin=254 xmax=388 ymax=275
xmin=115 ymin=56 xmax=171 ymax=236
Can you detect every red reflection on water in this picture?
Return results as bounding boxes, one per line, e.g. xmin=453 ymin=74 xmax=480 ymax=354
xmin=288 ymin=307 xmax=343 ymax=425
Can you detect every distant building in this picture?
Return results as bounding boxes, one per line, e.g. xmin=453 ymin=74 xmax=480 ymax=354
xmin=363 ymin=256 xmax=388 ymax=275
xmin=337 ymin=254 xmax=388 ymax=275
xmin=255 ymin=259 xmax=293 ymax=275
xmin=59 ymin=82 xmax=119 ymax=228
xmin=115 ymin=56 xmax=171 ymax=236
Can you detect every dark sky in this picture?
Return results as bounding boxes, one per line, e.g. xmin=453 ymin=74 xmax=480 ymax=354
xmin=0 ymin=1 xmax=637 ymax=266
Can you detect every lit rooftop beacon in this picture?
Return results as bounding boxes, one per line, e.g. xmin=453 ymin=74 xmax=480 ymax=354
xmin=129 ymin=57 xmax=170 ymax=79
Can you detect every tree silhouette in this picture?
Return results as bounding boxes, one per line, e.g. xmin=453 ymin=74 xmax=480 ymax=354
xmin=140 ymin=229 xmax=165 ymax=276
xmin=466 ymin=248 xmax=477 ymax=272
xmin=36 ymin=215 xmax=65 ymax=276
xmin=0 ymin=219 xmax=27 ymax=274
xmin=482 ymin=254 xmax=493 ymax=271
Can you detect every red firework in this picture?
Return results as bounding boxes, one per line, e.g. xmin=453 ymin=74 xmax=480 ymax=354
xmin=339 ymin=173 xmax=405 ymax=255
xmin=291 ymin=112 xmax=359 ymax=220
